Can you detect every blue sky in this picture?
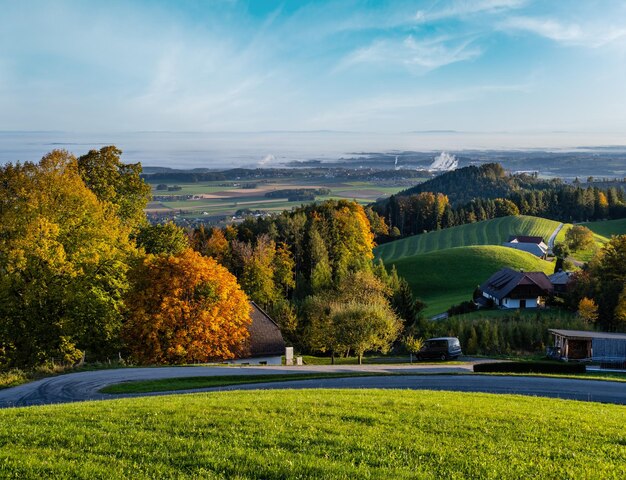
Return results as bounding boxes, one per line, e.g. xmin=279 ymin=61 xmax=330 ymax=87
xmin=1 ymin=0 xmax=626 ymax=138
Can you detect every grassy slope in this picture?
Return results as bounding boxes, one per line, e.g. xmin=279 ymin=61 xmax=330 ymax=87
xmin=0 ymin=390 xmax=624 ymax=479
xmin=390 ymin=245 xmax=555 ymax=316
xmin=375 ymin=215 xmax=561 ymax=263
xmin=582 ymin=218 xmax=626 ymax=238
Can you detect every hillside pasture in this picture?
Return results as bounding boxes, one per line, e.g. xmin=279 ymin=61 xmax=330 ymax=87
xmin=375 ymin=215 xmax=562 ymax=263
xmin=582 ymin=218 xmax=626 ymax=238
xmin=389 ymin=245 xmax=555 ymax=316
xmin=0 ymin=390 xmax=624 ymax=479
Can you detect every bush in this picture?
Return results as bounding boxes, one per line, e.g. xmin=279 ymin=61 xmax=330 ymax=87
xmin=473 ymin=361 xmax=586 ymax=374
xmin=0 ymin=369 xmax=29 ymax=389
xmin=447 ymin=301 xmax=478 ymax=316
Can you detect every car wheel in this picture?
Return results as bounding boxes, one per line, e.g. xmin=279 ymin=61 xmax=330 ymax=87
xmin=440 ymin=353 xmax=447 ymax=361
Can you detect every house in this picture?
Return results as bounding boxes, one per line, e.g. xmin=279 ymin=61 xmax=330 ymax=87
xmin=548 ymin=329 xmax=626 ymax=365
xmin=226 ymin=302 xmax=286 ymax=365
xmin=548 ymin=270 xmax=574 ymax=295
xmin=479 ymin=268 xmax=553 ymax=309
xmin=502 ymin=235 xmax=548 ymax=258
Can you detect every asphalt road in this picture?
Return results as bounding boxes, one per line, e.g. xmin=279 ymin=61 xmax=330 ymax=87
xmin=1 ymin=363 xmax=625 ymax=408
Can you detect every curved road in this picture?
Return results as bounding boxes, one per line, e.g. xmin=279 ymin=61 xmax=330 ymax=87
xmin=1 ymin=363 xmax=625 ymax=408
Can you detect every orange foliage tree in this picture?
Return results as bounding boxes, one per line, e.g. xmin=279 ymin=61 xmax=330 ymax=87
xmin=122 ymin=249 xmax=251 ymax=364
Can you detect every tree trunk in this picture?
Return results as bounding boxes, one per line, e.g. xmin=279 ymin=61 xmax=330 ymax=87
xmin=331 ymin=351 xmax=335 ymax=365
xmin=358 ymin=353 xmax=362 ymax=365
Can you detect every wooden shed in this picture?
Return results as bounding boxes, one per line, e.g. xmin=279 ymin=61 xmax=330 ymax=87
xmin=548 ymin=329 xmax=626 ymax=364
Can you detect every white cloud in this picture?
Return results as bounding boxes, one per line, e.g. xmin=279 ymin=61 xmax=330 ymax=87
xmin=501 ymin=16 xmax=626 ymax=47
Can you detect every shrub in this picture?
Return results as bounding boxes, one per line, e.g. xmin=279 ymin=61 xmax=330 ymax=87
xmin=474 ymin=361 xmax=586 ymax=374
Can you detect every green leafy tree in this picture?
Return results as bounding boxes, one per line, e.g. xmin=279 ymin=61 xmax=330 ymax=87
xmin=565 ymin=225 xmax=595 ymax=252
xmin=77 ymin=146 xmax=151 ymax=229
xmin=135 ymin=222 xmax=189 ymax=255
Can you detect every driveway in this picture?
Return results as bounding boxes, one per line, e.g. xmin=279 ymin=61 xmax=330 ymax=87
xmin=1 ymin=361 xmax=625 ymax=407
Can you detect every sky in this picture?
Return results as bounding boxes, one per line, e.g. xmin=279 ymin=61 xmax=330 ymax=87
xmin=1 ymin=0 xmax=626 ymax=143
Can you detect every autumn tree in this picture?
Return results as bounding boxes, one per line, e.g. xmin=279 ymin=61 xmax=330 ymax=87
xmin=122 ymin=249 xmax=251 ymax=364
xmin=77 ymin=146 xmax=151 ymax=229
xmin=0 ymin=151 xmax=136 ymax=368
xmin=577 ymin=297 xmax=599 ymax=324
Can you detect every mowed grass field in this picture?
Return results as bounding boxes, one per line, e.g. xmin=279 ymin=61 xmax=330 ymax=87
xmin=582 ymin=218 xmax=626 ymax=238
xmin=1 ymin=390 xmax=624 ymax=479
xmin=375 ymin=215 xmax=561 ymax=263
xmin=390 ymin=245 xmax=554 ymax=316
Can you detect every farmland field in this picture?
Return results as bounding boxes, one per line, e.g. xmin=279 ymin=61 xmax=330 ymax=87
xmin=0 ymin=390 xmax=624 ymax=479
xmin=145 ymin=178 xmax=408 ymax=218
xmin=388 ymin=245 xmax=555 ymax=316
xmin=375 ymin=215 xmax=562 ymax=263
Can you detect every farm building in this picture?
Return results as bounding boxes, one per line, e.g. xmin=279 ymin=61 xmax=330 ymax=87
xmin=479 ymin=268 xmax=553 ymax=309
xmin=226 ymin=302 xmax=286 ymax=365
xmin=548 ymin=329 xmax=626 ymax=364
xmin=548 ymin=270 xmax=574 ymax=294
xmin=502 ymin=235 xmax=548 ymax=258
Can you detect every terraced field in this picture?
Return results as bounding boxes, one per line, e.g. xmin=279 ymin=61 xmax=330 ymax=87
xmin=389 ymin=245 xmax=555 ymax=316
xmin=375 ymin=215 xmax=561 ymax=263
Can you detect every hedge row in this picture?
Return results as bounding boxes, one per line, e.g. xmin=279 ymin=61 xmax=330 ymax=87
xmin=473 ymin=361 xmax=586 ymax=374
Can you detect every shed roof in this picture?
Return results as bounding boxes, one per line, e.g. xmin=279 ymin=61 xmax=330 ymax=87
xmin=549 ymin=329 xmax=626 ymax=341
xmin=480 ymin=268 xmax=553 ymax=300
xmin=503 ymin=242 xmax=547 ymax=257
xmin=508 ymin=235 xmax=546 ymax=244
xmin=548 ymin=270 xmax=574 ymax=285
xmin=246 ymin=302 xmax=285 ymax=357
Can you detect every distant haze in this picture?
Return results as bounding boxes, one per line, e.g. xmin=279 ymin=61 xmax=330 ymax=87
xmin=2 ymin=131 xmax=626 ymax=169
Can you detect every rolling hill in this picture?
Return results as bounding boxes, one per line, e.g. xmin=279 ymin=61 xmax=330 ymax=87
xmin=375 ymin=215 xmax=562 ymax=263
xmin=389 ymin=245 xmax=555 ymax=317
xmin=581 ymin=218 xmax=626 ymax=238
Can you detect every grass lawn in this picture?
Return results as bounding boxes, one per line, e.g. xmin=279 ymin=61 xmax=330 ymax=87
xmin=389 ymin=245 xmax=555 ymax=317
xmin=0 ymin=389 xmax=624 ymax=478
xmin=374 ymin=215 xmax=562 ymax=262
xmin=100 ymin=372 xmax=391 ymax=394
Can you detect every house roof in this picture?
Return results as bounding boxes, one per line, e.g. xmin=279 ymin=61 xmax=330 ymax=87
xmin=549 ymin=329 xmax=626 ymax=341
xmin=548 ymin=270 xmax=574 ymax=285
xmin=480 ymin=268 xmax=553 ymax=300
xmin=508 ymin=235 xmax=546 ymax=244
xmin=502 ymin=242 xmax=547 ymax=257
xmin=246 ymin=302 xmax=285 ymax=358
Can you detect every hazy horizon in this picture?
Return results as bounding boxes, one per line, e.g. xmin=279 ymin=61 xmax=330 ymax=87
xmin=2 ymin=130 xmax=626 ymax=169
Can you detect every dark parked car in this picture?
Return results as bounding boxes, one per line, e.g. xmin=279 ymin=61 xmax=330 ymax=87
xmin=417 ymin=337 xmax=462 ymax=361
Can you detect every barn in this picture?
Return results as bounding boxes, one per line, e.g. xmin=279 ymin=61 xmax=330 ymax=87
xmin=548 ymin=329 xmax=626 ymax=365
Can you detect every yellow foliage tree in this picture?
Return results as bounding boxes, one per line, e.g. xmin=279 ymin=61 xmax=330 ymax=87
xmin=122 ymin=249 xmax=251 ymax=364
xmin=578 ymin=297 xmax=599 ymax=325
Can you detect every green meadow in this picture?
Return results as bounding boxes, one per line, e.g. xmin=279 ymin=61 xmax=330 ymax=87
xmin=374 ymin=215 xmax=561 ymax=263
xmin=0 ymin=390 xmax=624 ymax=479
xmin=581 ymin=218 xmax=626 ymax=238
xmin=389 ymin=245 xmax=555 ymax=316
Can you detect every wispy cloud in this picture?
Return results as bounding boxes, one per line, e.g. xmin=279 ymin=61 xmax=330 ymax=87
xmin=501 ymin=16 xmax=626 ymax=47
xmin=415 ymin=0 xmax=527 ymax=22
xmin=337 ymin=34 xmax=482 ymax=73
